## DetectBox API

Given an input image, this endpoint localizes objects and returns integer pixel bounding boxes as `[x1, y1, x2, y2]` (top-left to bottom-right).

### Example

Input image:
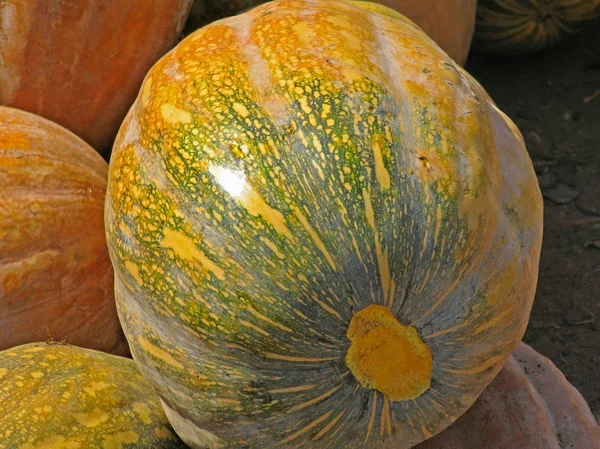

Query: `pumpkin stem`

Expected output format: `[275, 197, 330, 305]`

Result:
[345, 305, 432, 402]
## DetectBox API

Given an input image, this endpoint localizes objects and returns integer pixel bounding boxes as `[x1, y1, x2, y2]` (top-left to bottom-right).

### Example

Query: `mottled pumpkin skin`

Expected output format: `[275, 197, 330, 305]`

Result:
[0, 342, 187, 449]
[474, 0, 600, 55]
[0, 0, 192, 153]
[188, 0, 475, 65]
[358, 0, 477, 65]
[0, 106, 128, 356]
[417, 343, 600, 449]
[106, 0, 543, 448]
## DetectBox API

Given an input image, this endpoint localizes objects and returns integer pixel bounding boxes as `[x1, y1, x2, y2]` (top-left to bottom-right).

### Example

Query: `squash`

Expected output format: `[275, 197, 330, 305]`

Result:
[187, 0, 476, 65]
[474, 0, 600, 54]
[0, 342, 187, 448]
[0, 106, 128, 356]
[0, 0, 193, 153]
[105, 1, 544, 448]
[417, 342, 600, 449]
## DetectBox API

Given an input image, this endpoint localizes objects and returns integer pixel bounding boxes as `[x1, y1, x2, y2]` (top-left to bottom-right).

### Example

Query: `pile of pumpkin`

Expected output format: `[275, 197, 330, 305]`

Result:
[1, 1, 599, 448]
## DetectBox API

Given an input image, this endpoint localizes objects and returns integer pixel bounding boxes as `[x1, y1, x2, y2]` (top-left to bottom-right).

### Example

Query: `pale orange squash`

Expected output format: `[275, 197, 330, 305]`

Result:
[0, 0, 193, 153]
[0, 106, 128, 356]
[417, 343, 600, 449]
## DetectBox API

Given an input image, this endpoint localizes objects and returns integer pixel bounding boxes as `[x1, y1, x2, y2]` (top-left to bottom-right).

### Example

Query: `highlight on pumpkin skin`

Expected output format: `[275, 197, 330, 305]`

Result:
[346, 305, 433, 401]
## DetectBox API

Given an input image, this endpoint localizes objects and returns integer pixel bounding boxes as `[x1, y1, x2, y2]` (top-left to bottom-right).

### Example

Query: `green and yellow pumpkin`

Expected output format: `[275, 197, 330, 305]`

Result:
[105, 0, 543, 447]
[474, 0, 600, 54]
[0, 342, 187, 448]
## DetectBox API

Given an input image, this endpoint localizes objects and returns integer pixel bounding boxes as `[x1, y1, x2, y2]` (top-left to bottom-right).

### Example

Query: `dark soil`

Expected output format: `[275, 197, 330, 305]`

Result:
[466, 20, 600, 417]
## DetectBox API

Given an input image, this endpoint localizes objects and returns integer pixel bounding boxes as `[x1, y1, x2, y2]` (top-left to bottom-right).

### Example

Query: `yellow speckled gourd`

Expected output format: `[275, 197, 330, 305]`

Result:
[105, 0, 543, 448]
[0, 342, 187, 449]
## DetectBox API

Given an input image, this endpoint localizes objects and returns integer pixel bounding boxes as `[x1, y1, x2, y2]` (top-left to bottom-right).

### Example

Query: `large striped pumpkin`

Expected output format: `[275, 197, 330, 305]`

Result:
[474, 0, 600, 54]
[105, 0, 543, 448]
[0, 342, 187, 448]
[0, 0, 192, 153]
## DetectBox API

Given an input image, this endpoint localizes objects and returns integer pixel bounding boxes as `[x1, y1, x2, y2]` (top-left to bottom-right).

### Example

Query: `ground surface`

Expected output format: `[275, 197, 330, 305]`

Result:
[466, 20, 600, 417]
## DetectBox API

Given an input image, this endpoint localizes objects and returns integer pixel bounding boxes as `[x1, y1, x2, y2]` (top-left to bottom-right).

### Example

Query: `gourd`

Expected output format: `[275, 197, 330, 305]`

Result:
[0, 342, 187, 448]
[187, 0, 476, 65]
[417, 343, 600, 449]
[0, 106, 128, 356]
[0, 0, 193, 153]
[105, 0, 543, 448]
[474, 0, 600, 54]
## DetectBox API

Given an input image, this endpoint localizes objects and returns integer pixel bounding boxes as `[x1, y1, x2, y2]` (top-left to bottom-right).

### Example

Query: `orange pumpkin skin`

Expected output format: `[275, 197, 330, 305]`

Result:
[0, 106, 128, 356]
[359, 0, 477, 65]
[417, 342, 600, 449]
[0, 0, 192, 153]
[188, 0, 476, 65]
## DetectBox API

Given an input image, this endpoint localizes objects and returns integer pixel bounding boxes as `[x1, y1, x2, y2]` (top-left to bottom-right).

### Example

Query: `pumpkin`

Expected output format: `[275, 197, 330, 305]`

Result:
[187, 0, 476, 65]
[0, 342, 188, 448]
[0, 106, 128, 356]
[417, 342, 600, 449]
[474, 0, 600, 54]
[105, 0, 543, 448]
[0, 0, 193, 153]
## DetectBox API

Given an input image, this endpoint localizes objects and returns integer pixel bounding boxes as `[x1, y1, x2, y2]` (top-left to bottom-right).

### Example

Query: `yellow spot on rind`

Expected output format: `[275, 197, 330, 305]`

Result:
[133, 402, 152, 425]
[293, 208, 337, 271]
[372, 137, 391, 189]
[74, 408, 110, 428]
[160, 104, 192, 125]
[233, 103, 250, 118]
[137, 336, 184, 370]
[124, 261, 143, 285]
[345, 305, 432, 401]
[102, 430, 139, 449]
[161, 229, 225, 281]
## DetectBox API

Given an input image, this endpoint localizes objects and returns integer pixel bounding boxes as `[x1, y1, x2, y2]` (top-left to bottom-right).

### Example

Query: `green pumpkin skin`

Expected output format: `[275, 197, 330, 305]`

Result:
[0, 342, 187, 449]
[105, 0, 543, 448]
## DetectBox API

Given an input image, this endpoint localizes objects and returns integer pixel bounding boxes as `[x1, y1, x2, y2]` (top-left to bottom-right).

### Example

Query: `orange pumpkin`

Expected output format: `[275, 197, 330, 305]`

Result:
[0, 106, 128, 356]
[417, 343, 600, 449]
[0, 0, 193, 153]
[187, 0, 476, 65]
